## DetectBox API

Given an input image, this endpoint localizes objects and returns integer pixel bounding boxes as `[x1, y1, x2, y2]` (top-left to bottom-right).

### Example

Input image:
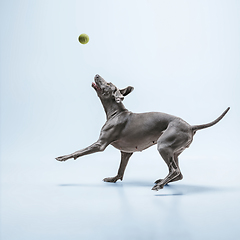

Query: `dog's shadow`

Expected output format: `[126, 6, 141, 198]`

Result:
[58, 181, 231, 196]
[154, 184, 230, 196]
[118, 182, 228, 196]
[57, 181, 153, 188]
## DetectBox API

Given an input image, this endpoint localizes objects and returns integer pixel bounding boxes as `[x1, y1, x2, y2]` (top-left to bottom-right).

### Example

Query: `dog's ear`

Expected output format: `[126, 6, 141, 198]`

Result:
[113, 89, 124, 103]
[120, 86, 134, 96]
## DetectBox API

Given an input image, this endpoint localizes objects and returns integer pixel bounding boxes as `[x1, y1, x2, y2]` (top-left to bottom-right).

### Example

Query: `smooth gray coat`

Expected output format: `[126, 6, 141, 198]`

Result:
[56, 74, 230, 190]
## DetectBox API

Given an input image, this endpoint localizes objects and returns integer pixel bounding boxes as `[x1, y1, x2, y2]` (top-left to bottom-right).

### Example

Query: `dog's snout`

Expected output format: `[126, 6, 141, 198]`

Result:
[95, 74, 99, 79]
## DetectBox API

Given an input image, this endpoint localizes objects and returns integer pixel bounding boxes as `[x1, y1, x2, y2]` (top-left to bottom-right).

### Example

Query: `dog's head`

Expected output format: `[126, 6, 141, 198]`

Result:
[92, 74, 134, 103]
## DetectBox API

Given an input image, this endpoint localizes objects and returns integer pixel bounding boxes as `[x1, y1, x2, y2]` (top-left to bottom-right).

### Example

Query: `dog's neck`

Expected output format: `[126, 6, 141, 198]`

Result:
[100, 98, 128, 120]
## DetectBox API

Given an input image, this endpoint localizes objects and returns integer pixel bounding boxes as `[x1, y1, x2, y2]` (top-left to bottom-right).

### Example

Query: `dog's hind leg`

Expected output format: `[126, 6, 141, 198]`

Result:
[103, 151, 133, 183]
[154, 152, 183, 184]
[152, 120, 192, 191]
[152, 146, 181, 191]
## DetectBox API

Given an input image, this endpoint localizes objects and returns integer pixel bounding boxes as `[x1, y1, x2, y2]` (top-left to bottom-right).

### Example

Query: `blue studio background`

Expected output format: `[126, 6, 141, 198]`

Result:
[0, 0, 240, 239]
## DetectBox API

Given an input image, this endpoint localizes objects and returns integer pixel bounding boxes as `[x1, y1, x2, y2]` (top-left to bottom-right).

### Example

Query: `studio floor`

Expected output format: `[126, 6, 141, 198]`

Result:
[1, 150, 240, 240]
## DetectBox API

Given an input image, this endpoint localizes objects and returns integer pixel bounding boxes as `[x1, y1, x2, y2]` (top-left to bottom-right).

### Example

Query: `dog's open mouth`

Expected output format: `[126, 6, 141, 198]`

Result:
[92, 82, 101, 91]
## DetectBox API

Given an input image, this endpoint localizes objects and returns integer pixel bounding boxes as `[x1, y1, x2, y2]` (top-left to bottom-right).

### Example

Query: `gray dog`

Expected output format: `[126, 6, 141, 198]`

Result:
[56, 74, 230, 191]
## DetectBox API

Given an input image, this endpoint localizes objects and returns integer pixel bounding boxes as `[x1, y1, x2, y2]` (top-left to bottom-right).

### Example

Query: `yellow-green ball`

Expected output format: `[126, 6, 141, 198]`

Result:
[78, 33, 89, 44]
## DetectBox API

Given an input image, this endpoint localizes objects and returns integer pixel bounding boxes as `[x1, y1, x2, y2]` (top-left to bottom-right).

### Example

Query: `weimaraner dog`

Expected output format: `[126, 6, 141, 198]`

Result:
[56, 74, 230, 191]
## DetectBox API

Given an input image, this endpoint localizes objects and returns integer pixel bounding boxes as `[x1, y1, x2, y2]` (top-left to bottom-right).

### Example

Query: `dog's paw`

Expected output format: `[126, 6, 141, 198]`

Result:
[103, 176, 120, 183]
[154, 179, 163, 184]
[151, 184, 164, 191]
[55, 155, 70, 161]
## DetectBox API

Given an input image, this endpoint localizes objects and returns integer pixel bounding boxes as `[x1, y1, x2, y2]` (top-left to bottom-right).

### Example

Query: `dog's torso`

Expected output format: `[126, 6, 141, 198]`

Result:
[102, 111, 188, 153]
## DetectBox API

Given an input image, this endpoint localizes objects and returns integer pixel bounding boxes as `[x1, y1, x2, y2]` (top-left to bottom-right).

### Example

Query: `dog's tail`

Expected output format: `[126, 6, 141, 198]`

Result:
[191, 107, 230, 133]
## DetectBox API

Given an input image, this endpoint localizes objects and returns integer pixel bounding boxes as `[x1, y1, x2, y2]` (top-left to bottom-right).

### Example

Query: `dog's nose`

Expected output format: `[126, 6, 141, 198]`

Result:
[95, 74, 99, 78]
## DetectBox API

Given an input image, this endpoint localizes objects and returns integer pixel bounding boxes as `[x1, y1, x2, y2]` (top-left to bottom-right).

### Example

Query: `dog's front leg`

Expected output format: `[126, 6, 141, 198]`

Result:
[103, 151, 133, 183]
[55, 140, 108, 161]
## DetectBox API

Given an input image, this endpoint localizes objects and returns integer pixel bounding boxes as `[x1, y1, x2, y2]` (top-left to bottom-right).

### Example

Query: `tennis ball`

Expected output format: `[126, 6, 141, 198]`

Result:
[78, 33, 89, 44]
